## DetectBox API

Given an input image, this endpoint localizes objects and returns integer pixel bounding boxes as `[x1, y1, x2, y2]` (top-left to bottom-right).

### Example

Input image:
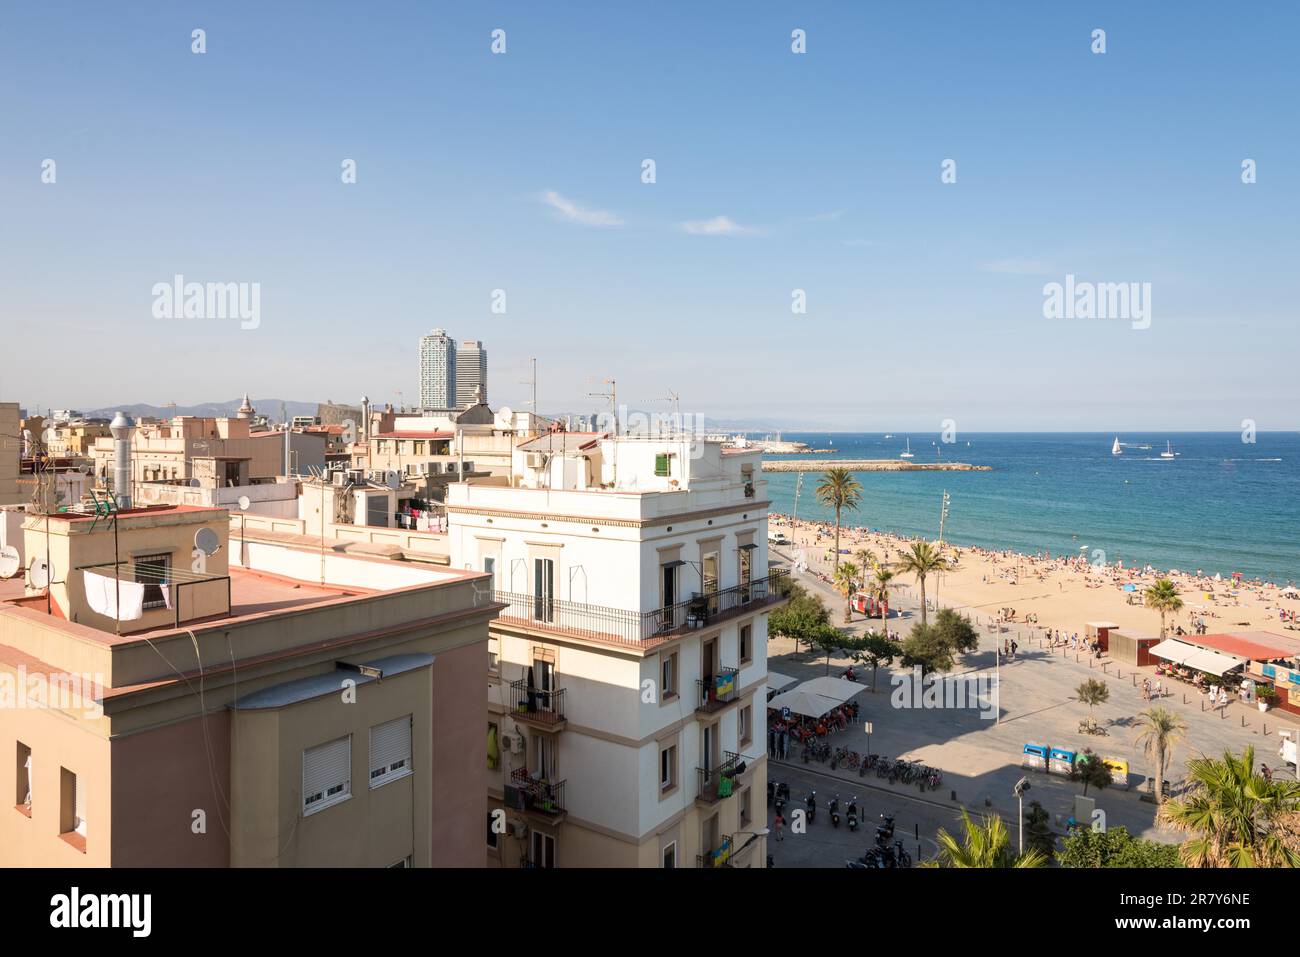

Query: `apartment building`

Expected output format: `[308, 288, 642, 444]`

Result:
[447, 431, 786, 868]
[0, 403, 20, 507]
[0, 499, 495, 867]
[455, 340, 487, 408]
[419, 329, 457, 409]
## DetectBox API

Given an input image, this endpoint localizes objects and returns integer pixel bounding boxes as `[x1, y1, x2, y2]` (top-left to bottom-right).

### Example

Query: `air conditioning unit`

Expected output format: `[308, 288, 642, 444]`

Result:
[512, 734, 526, 753]
[500, 733, 513, 752]
[525, 452, 545, 468]
[507, 818, 528, 837]
[462, 461, 474, 473]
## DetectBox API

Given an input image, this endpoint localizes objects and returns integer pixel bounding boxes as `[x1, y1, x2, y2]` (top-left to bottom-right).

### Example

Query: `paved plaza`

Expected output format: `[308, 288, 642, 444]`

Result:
[766, 543, 1300, 864]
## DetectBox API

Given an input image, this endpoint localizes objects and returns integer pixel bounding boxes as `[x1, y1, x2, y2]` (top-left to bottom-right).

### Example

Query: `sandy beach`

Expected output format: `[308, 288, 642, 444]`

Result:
[769, 512, 1300, 641]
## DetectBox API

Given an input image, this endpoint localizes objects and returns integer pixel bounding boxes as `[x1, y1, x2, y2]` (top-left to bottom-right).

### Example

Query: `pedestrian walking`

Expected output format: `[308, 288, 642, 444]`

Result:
[774, 811, 785, 841]
[1010, 639, 1018, 659]
[768, 728, 776, 759]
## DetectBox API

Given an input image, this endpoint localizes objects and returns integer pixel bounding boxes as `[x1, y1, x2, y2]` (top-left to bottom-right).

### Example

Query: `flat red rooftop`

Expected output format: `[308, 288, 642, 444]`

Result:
[1193, 632, 1300, 661]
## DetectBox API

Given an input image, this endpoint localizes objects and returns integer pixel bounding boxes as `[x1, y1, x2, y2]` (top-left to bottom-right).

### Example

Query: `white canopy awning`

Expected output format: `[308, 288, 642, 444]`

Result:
[796, 675, 865, 703]
[767, 689, 840, 718]
[1150, 638, 1198, 664]
[767, 671, 798, 693]
[1183, 647, 1245, 676]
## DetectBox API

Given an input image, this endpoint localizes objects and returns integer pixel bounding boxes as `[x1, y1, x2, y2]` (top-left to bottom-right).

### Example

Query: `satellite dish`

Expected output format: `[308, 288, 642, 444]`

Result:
[189, 478, 202, 488]
[0, 546, 20, 579]
[194, 527, 221, 557]
[29, 558, 52, 589]
[499, 406, 513, 420]
[237, 495, 251, 511]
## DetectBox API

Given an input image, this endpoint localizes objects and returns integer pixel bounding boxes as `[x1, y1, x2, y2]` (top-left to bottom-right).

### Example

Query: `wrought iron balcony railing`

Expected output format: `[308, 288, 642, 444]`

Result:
[696, 666, 740, 713]
[506, 767, 566, 818]
[696, 751, 743, 805]
[509, 679, 566, 726]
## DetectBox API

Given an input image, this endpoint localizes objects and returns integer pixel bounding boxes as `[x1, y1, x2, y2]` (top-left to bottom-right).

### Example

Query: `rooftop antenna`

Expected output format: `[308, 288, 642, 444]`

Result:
[588, 377, 617, 487]
[518, 357, 538, 426]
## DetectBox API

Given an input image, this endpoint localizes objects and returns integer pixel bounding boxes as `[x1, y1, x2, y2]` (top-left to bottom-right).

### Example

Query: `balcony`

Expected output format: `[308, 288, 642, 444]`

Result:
[696, 666, 740, 714]
[696, 751, 743, 807]
[492, 568, 789, 650]
[505, 767, 567, 822]
[696, 835, 736, 869]
[510, 679, 567, 731]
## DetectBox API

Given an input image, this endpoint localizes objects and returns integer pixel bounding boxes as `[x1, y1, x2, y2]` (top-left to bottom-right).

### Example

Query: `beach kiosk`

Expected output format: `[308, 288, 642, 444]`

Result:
[1086, 621, 1119, 654]
[1022, 743, 1049, 770]
[1048, 746, 1076, 776]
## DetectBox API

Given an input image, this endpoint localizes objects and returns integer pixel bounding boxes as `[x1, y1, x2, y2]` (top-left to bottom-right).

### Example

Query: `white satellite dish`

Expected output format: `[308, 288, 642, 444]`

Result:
[194, 527, 221, 557]
[29, 558, 52, 589]
[0, 546, 20, 579]
[237, 495, 251, 511]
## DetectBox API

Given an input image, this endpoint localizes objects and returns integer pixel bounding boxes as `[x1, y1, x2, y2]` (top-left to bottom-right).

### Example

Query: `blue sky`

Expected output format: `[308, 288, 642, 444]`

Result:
[2, 1, 1297, 429]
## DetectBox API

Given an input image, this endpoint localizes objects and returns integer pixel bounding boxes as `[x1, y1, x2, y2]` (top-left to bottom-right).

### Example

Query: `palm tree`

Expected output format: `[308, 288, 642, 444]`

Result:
[1134, 706, 1188, 805]
[870, 565, 896, 624]
[1144, 577, 1184, 638]
[1076, 678, 1110, 732]
[1160, 746, 1300, 867]
[895, 540, 947, 626]
[927, 810, 1047, 868]
[832, 562, 860, 623]
[815, 468, 862, 621]
[854, 547, 876, 579]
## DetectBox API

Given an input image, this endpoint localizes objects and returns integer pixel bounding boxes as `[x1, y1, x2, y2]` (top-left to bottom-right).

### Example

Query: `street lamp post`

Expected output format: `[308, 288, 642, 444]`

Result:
[1013, 777, 1031, 857]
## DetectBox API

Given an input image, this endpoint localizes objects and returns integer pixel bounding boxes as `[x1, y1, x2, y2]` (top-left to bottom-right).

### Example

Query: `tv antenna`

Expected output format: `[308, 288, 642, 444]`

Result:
[588, 378, 617, 435]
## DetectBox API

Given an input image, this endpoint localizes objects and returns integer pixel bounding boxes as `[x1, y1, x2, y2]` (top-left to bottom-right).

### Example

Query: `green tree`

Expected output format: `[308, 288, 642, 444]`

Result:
[768, 584, 830, 656]
[932, 607, 979, 655]
[1134, 706, 1188, 806]
[1076, 678, 1110, 732]
[809, 623, 849, 676]
[926, 810, 1047, 868]
[1023, 800, 1057, 861]
[1160, 745, 1300, 868]
[895, 540, 948, 626]
[815, 467, 862, 622]
[1144, 577, 1184, 639]
[1057, 826, 1183, 868]
[832, 561, 860, 624]
[1070, 748, 1113, 797]
[850, 631, 898, 691]
[900, 623, 955, 676]
[869, 565, 896, 624]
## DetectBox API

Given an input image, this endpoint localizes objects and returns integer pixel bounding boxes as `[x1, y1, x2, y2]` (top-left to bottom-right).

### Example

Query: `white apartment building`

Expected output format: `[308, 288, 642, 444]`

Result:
[447, 431, 787, 868]
[418, 329, 457, 409]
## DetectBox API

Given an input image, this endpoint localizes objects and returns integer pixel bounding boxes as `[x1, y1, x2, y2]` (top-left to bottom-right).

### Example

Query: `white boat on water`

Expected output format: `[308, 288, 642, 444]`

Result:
[899, 439, 914, 459]
[1160, 441, 1177, 459]
[1112, 437, 1122, 455]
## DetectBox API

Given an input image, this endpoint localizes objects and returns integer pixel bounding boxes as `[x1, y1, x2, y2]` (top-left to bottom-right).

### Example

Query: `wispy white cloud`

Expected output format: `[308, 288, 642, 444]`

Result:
[979, 258, 1053, 275]
[540, 190, 623, 227]
[807, 209, 847, 222]
[680, 215, 760, 237]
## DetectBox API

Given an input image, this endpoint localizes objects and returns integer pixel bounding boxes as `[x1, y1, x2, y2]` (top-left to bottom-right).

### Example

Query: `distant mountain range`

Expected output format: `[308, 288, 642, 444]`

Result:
[84, 399, 323, 422]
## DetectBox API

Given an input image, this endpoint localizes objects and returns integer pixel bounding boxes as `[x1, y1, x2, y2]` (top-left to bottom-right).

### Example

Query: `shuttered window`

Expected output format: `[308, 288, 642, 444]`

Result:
[73, 774, 86, 836]
[369, 715, 412, 788]
[303, 735, 352, 814]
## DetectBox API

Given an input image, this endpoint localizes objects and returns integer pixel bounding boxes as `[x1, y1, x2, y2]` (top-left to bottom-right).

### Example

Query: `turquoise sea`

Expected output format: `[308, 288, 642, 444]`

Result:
[762, 433, 1299, 585]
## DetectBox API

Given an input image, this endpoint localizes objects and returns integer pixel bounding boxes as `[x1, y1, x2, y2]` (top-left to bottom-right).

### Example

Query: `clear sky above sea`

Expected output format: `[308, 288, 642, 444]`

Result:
[1, 1, 1297, 430]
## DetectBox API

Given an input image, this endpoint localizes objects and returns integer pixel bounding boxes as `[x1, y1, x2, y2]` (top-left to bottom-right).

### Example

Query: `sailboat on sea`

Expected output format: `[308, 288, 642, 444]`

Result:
[899, 439, 914, 460]
[1112, 437, 1122, 456]
[1160, 441, 1177, 459]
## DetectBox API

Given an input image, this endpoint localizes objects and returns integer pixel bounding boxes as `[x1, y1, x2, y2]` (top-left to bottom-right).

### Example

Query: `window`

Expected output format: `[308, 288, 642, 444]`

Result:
[413, 441, 425, 455]
[484, 556, 497, 590]
[488, 723, 500, 771]
[488, 637, 500, 673]
[654, 453, 671, 477]
[662, 841, 677, 869]
[133, 553, 170, 610]
[740, 623, 753, 663]
[16, 742, 31, 810]
[303, 735, 352, 814]
[659, 743, 677, 792]
[487, 811, 500, 850]
[533, 558, 554, 623]
[369, 716, 413, 787]
[661, 652, 678, 699]
[740, 786, 752, 828]
[739, 704, 752, 747]
[530, 830, 556, 868]
[59, 767, 84, 840]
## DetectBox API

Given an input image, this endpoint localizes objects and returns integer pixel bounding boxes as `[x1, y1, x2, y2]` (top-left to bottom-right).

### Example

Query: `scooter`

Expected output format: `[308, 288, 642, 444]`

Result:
[846, 797, 859, 831]
[829, 795, 841, 829]
[804, 790, 817, 825]
[840, 666, 859, 683]
[877, 813, 895, 842]
[773, 783, 786, 816]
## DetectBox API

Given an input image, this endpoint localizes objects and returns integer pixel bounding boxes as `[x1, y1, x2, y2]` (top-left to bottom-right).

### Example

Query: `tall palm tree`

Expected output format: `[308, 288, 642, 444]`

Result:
[1144, 577, 1184, 638]
[1160, 746, 1300, 867]
[1134, 706, 1188, 805]
[854, 547, 876, 580]
[870, 565, 896, 624]
[815, 468, 862, 621]
[927, 810, 1047, 868]
[832, 562, 860, 623]
[895, 540, 947, 626]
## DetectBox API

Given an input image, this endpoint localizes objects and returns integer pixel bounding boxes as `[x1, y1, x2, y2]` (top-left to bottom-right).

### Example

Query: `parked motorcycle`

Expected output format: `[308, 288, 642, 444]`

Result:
[877, 813, 895, 842]
[829, 795, 841, 829]
[804, 790, 817, 825]
[846, 797, 859, 831]
[773, 782, 787, 815]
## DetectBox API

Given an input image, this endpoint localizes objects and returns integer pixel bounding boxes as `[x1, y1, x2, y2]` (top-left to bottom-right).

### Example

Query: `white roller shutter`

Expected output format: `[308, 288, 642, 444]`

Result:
[303, 735, 352, 813]
[74, 774, 86, 836]
[369, 715, 412, 787]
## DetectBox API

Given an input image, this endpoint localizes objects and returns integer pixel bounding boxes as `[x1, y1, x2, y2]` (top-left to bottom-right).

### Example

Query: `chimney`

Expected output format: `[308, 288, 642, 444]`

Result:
[109, 411, 136, 509]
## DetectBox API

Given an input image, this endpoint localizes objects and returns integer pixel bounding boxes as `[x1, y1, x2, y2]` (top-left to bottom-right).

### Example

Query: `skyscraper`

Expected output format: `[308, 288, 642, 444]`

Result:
[419, 329, 457, 409]
[455, 340, 487, 408]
